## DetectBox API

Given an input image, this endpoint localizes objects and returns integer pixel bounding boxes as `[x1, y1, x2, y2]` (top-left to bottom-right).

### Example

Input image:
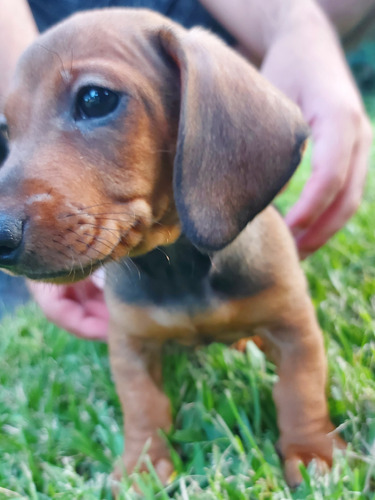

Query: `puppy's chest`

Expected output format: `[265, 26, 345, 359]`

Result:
[105, 235, 268, 343]
[107, 234, 266, 304]
[106, 236, 214, 312]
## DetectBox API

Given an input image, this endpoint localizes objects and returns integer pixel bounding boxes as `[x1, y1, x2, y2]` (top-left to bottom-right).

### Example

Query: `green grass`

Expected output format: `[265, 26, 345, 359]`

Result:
[1, 83, 375, 500]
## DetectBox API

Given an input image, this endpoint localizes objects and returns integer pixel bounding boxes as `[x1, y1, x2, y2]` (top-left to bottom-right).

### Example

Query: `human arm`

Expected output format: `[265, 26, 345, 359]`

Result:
[317, 0, 375, 40]
[0, 0, 38, 109]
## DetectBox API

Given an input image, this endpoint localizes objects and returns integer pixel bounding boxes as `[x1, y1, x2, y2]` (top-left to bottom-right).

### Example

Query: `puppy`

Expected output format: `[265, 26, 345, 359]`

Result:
[0, 8, 345, 487]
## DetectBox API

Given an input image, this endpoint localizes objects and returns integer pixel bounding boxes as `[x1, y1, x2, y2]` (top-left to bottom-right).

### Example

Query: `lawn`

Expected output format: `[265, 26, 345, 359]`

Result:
[0, 63, 375, 500]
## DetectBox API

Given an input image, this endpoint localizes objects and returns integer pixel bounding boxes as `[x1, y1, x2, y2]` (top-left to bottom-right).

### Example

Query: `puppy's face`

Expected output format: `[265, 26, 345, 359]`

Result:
[0, 11, 182, 282]
[0, 9, 308, 283]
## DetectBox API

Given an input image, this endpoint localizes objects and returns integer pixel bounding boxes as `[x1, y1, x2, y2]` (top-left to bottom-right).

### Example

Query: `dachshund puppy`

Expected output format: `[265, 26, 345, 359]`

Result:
[0, 8, 345, 487]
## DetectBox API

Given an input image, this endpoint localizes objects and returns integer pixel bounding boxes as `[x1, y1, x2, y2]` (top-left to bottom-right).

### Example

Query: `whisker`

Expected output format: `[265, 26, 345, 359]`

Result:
[85, 212, 135, 217]
[55, 233, 109, 260]
[78, 223, 120, 236]
[36, 44, 70, 83]
[155, 247, 171, 264]
[61, 214, 134, 223]
[81, 232, 116, 252]
[116, 257, 141, 280]
[52, 247, 72, 261]
[52, 238, 79, 260]
[58, 200, 142, 219]
[78, 241, 110, 259]
[56, 202, 123, 220]
[93, 216, 133, 222]
[78, 255, 85, 275]
[65, 228, 113, 251]
[125, 256, 141, 279]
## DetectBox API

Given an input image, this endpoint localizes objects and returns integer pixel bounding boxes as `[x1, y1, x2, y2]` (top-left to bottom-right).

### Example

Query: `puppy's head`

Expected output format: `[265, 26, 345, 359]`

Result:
[0, 8, 308, 283]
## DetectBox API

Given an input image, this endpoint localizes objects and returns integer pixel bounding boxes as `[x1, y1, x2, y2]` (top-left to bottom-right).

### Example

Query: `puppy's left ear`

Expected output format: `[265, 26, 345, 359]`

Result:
[159, 27, 309, 251]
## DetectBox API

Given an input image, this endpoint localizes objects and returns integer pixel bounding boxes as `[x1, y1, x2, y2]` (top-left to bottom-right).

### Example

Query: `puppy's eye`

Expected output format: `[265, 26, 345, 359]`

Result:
[75, 86, 119, 120]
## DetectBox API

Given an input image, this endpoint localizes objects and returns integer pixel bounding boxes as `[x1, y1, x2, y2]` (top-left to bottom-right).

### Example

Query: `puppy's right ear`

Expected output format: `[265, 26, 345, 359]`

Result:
[157, 26, 309, 251]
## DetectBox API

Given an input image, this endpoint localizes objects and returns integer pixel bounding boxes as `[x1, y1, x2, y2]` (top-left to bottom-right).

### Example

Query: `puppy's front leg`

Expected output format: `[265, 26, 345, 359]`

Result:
[262, 299, 346, 487]
[108, 321, 173, 482]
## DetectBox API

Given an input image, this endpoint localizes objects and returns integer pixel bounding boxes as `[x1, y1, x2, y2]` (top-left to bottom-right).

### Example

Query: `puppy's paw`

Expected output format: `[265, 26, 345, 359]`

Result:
[153, 457, 175, 483]
[278, 433, 346, 488]
[231, 336, 265, 352]
[284, 456, 329, 488]
[113, 450, 174, 485]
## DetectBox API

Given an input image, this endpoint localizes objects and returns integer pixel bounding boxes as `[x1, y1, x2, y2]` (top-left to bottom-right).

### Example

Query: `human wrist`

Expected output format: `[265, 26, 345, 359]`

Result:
[316, 0, 375, 38]
[261, 0, 355, 105]
[265, 0, 340, 56]
[0, 0, 38, 110]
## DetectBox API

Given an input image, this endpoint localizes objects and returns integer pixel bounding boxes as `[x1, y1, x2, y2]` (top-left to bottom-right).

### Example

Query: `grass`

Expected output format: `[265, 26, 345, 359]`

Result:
[1, 71, 375, 500]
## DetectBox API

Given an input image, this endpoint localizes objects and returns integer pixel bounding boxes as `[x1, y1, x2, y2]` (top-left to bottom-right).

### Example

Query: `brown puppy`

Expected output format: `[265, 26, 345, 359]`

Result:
[0, 8, 345, 487]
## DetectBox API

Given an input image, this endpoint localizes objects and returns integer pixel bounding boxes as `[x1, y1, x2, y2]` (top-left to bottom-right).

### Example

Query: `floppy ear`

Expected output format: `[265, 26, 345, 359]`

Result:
[159, 27, 309, 251]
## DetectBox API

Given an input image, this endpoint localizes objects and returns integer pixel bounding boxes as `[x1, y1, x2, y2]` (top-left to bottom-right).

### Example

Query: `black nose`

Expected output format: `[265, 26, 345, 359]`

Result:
[0, 214, 24, 266]
[0, 114, 8, 164]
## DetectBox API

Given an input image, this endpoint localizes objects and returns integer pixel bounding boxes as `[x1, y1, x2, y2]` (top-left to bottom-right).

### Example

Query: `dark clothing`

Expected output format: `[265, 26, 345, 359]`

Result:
[28, 0, 234, 44]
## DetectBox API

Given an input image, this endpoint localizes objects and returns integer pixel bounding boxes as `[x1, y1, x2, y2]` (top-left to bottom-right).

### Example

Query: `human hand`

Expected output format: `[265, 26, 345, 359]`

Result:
[261, 7, 372, 258]
[28, 273, 109, 341]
